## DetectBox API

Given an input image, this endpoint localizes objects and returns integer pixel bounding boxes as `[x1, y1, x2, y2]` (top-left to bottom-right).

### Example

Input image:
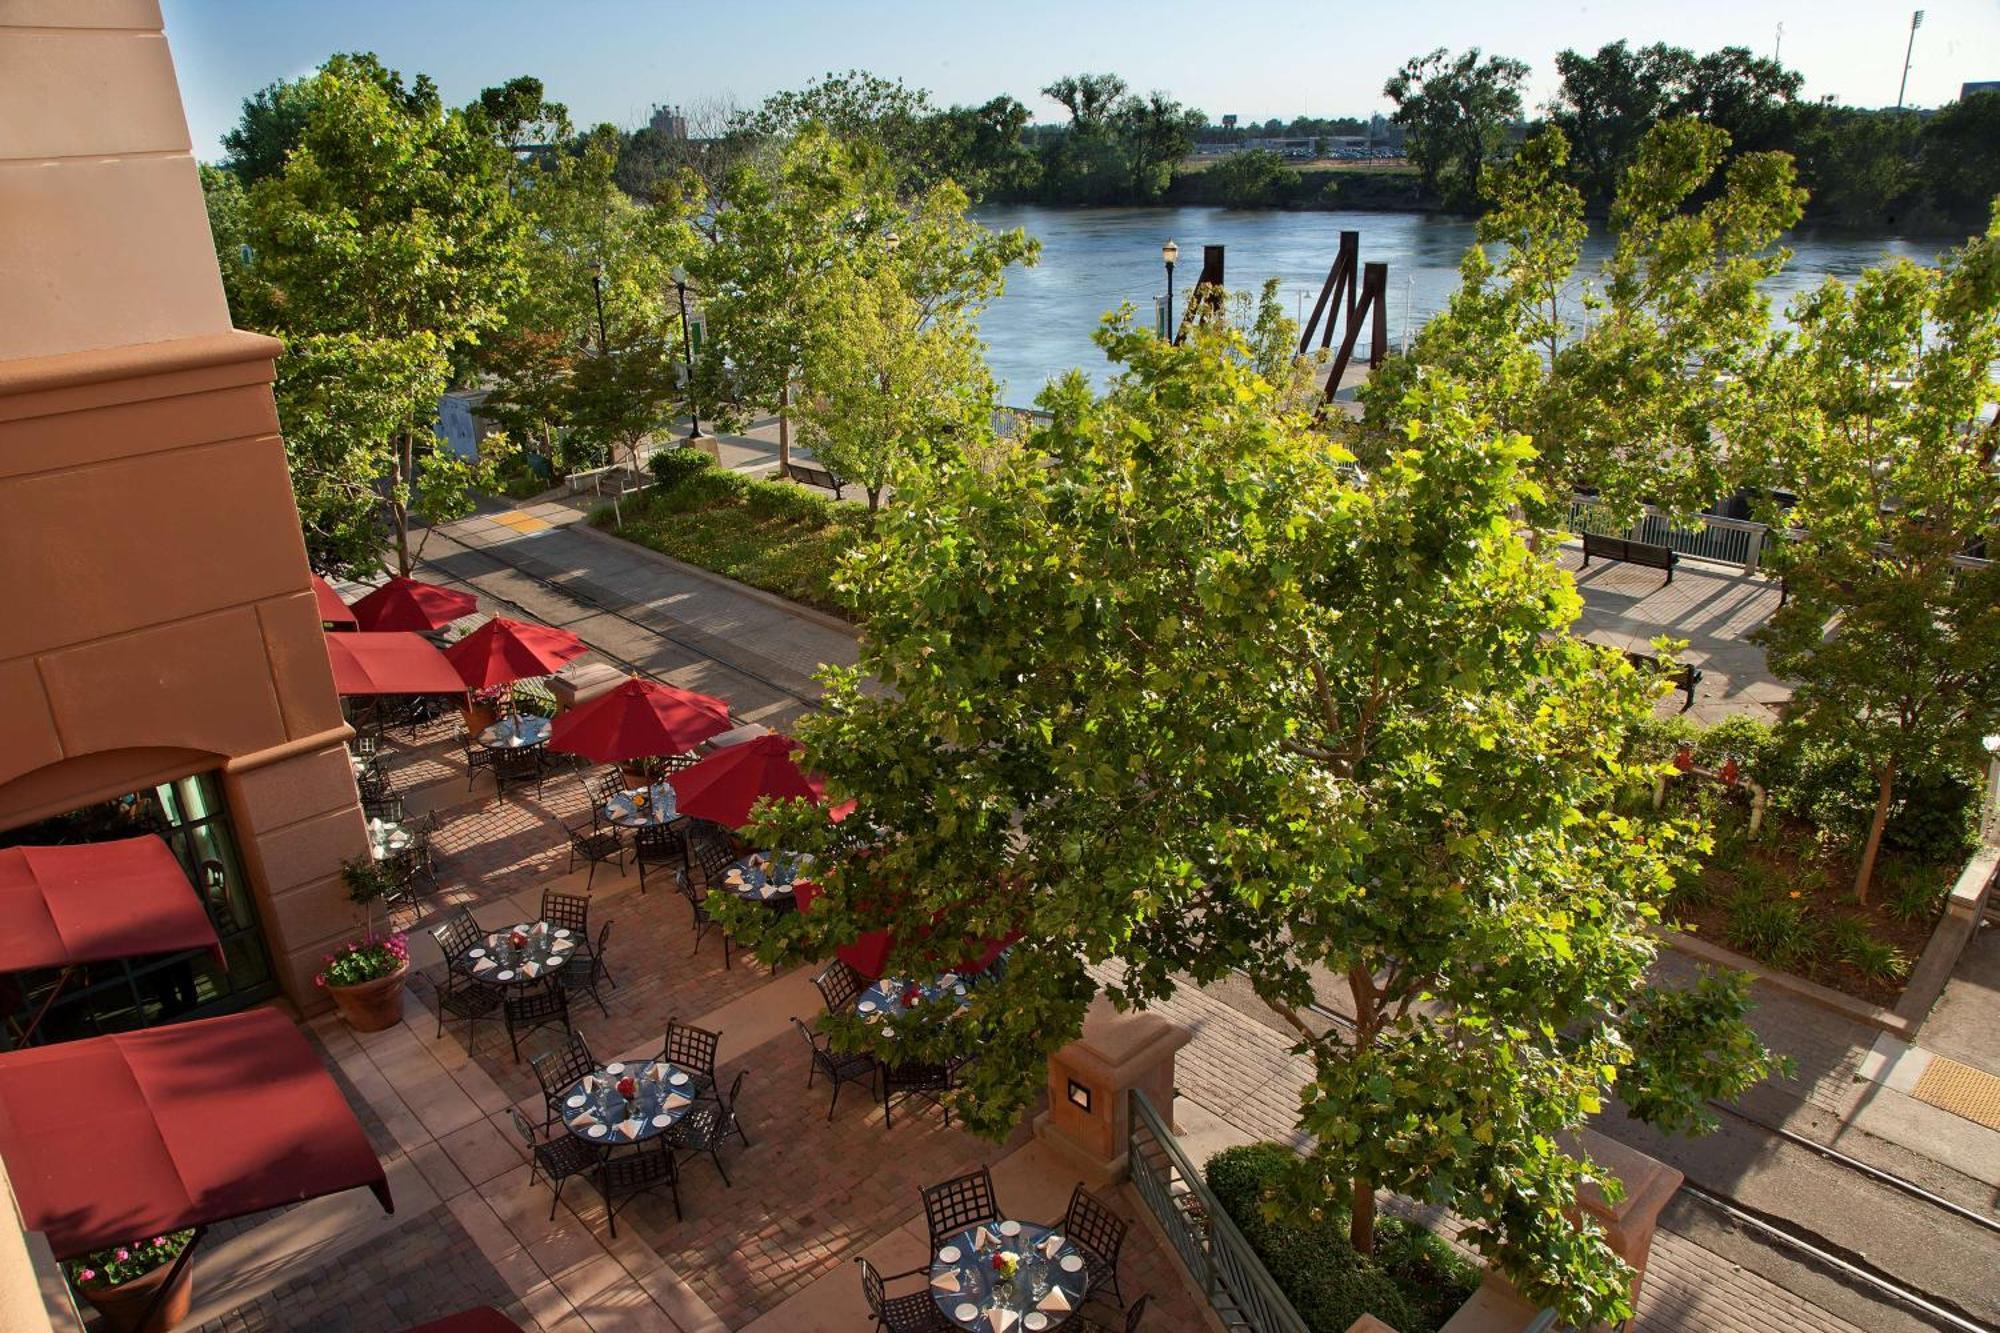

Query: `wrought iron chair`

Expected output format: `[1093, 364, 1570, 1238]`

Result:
[660, 1017, 721, 1102]
[793, 1017, 878, 1121]
[429, 908, 484, 976]
[492, 745, 547, 798]
[812, 959, 868, 1015]
[598, 1140, 681, 1233]
[666, 1069, 751, 1186]
[1076, 1294, 1149, 1332]
[857, 1257, 954, 1333]
[463, 732, 499, 792]
[633, 824, 682, 895]
[506, 1107, 601, 1221]
[541, 889, 591, 937]
[434, 966, 502, 1048]
[502, 979, 571, 1062]
[1060, 1182, 1130, 1306]
[563, 817, 624, 889]
[921, 1167, 1000, 1252]
[590, 770, 629, 808]
[529, 1031, 595, 1133]
[360, 792, 405, 824]
[567, 920, 616, 1018]
[686, 825, 736, 886]
[672, 868, 732, 969]
[883, 1061, 954, 1131]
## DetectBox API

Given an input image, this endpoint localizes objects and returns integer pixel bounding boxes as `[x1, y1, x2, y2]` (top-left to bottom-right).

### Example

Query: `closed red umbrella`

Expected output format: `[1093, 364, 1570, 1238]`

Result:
[326, 632, 468, 697]
[312, 573, 358, 630]
[444, 617, 588, 690]
[547, 677, 732, 763]
[665, 733, 825, 829]
[350, 576, 477, 632]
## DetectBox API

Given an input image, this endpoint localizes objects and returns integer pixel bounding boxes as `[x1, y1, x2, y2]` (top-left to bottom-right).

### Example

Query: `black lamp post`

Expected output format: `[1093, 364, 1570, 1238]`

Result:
[588, 261, 608, 351]
[1162, 239, 1180, 341]
[672, 265, 700, 440]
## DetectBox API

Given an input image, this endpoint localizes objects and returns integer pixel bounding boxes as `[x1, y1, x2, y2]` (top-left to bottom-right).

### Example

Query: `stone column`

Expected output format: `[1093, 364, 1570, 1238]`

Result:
[1035, 997, 1191, 1181]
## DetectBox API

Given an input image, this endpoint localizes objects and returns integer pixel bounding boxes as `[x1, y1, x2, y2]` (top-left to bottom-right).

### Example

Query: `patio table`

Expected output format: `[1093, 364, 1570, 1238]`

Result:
[856, 970, 974, 1035]
[929, 1219, 1088, 1330]
[367, 817, 413, 862]
[476, 714, 551, 750]
[602, 782, 683, 829]
[559, 1058, 699, 1145]
[459, 920, 577, 986]
[720, 852, 805, 904]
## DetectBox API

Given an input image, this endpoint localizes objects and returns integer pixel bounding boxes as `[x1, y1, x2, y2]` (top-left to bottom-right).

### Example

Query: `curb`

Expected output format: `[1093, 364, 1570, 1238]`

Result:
[1658, 927, 1915, 1039]
[564, 516, 862, 639]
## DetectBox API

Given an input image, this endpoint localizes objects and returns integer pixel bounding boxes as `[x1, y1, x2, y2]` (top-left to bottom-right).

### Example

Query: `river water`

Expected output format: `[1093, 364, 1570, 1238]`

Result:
[972, 204, 1951, 404]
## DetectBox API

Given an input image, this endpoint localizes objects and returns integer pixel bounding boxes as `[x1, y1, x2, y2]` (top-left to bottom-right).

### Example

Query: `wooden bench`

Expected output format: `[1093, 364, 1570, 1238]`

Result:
[1581, 532, 1678, 585]
[1625, 650, 1703, 711]
[783, 460, 846, 500]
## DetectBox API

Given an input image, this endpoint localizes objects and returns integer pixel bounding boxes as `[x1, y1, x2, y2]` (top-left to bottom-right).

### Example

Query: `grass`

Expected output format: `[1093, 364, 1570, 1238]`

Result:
[591, 472, 871, 618]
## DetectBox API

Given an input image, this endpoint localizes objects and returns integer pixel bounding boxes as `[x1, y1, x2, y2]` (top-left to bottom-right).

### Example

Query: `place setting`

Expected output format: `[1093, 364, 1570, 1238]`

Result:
[461, 920, 576, 984]
[931, 1219, 1090, 1330]
[721, 850, 805, 902]
[560, 1058, 698, 1144]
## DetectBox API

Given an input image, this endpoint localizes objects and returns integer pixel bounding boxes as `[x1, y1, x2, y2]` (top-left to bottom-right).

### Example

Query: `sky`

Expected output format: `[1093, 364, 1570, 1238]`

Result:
[162, 0, 2000, 162]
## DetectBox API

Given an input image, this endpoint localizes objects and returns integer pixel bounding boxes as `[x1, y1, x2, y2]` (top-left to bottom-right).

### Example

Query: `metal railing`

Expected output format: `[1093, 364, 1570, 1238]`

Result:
[1564, 495, 1767, 572]
[1127, 1089, 1311, 1333]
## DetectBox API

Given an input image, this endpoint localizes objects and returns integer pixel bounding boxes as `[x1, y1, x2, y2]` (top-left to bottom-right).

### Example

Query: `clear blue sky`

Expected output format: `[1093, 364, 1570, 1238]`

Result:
[162, 0, 2000, 161]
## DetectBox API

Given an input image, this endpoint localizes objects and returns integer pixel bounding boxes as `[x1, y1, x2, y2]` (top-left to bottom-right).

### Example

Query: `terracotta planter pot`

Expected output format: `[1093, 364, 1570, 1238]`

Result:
[326, 963, 408, 1033]
[618, 765, 652, 790]
[79, 1255, 194, 1333]
[463, 700, 499, 734]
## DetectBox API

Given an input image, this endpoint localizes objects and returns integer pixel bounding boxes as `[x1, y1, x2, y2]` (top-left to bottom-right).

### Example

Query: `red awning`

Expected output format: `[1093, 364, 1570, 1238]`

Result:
[326, 632, 469, 697]
[351, 577, 478, 633]
[548, 677, 733, 763]
[666, 733, 826, 829]
[0, 836, 220, 972]
[313, 574, 358, 630]
[444, 617, 588, 691]
[402, 1310, 523, 1333]
[0, 1008, 392, 1259]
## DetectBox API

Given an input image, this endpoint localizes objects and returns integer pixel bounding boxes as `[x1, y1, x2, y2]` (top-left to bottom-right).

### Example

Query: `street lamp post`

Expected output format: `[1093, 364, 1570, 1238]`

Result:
[671, 265, 700, 441]
[1162, 239, 1180, 341]
[588, 262, 608, 352]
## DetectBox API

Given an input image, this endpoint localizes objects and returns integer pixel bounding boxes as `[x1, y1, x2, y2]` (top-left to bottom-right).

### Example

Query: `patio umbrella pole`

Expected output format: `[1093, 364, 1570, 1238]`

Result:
[13, 965, 73, 1048]
[132, 1224, 204, 1331]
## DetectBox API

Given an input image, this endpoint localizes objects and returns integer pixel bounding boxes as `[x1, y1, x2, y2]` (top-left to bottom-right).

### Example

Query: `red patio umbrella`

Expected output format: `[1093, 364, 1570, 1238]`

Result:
[326, 632, 468, 697]
[0, 1008, 391, 1261]
[665, 733, 826, 829]
[443, 617, 588, 691]
[312, 573, 358, 630]
[547, 676, 732, 763]
[793, 878, 1018, 981]
[350, 576, 477, 632]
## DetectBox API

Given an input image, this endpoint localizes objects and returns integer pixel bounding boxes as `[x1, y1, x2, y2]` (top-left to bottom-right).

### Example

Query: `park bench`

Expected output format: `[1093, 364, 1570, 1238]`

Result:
[1581, 531, 1678, 585]
[783, 460, 847, 500]
[1625, 650, 1703, 711]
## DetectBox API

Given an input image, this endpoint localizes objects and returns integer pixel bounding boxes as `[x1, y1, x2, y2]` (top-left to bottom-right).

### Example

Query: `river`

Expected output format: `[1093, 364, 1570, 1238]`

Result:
[972, 205, 1951, 405]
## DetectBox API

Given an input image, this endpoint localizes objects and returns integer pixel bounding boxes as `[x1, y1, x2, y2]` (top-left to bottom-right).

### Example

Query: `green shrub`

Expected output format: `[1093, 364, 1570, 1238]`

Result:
[1723, 891, 1824, 970]
[1203, 1143, 1474, 1333]
[1881, 769, 1979, 863]
[744, 477, 838, 526]
[1623, 712, 1699, 766]
[666, 466, 753, 508]
[1692, 715, 1782, 779]
[1827, 916, 1908, 983]
[1881, 864, 1950, 926]
[650, 445, 715, 490]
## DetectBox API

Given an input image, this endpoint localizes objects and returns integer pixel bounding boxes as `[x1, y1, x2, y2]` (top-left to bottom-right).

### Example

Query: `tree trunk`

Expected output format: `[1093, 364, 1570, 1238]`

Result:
[1349, 1174, 1376, 1255]
[391, 433, 412, 577]
[778, 383, 792, 471]
[1854, 755, 1896, 903]
[866, 485, 882, 512]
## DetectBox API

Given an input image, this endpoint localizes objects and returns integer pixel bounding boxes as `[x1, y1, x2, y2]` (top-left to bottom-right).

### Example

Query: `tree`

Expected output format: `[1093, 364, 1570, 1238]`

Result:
[1363, 120, 1804, 527]
[1790, 107, 1922, 229]
[1919, 92, 2000, 225]
[234, 55, 525, 576]
[926, 96, 1041, 199]
[1204, 149, 1292, 207]
[720, 317, 1782, 1328]
[1111, 92, 1206, 201]
[221, 53, 440, 185]
[737, 70, 937, 194]
[1384, 47, 1529, 207]
[1746, 212, 2000, 901]
[1040, 73, 1128, 129]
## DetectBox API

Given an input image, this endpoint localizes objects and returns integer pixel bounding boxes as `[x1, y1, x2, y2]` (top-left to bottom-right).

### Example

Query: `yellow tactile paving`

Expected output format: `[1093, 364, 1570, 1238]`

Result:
[490, 511, 551, 533]
[1910, 1054, 2000, 1132]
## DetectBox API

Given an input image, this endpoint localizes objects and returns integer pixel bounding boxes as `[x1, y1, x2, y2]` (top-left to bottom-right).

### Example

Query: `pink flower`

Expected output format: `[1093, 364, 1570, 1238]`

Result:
[78, 1268, 95, 1283]
[114, 1248, 129, 1262]
[151, 1237, 166, 1247]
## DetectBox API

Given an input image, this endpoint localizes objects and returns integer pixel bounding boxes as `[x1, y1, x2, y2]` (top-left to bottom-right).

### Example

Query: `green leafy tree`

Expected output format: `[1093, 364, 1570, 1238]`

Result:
[1037, 74, 1134, 205]
[926, 96, 1041, 199]
[1204, 149, 1293, 206]
[1790, 107, 1922, 229]
[1919, 92, 2000, 224]
[1384, 47, 1529, 207]
[220, 53, 440, 185]
[1747, 213, 2000, 900]
[234, 54, 525, 576]
[1111, 91, 1206, 201]
[721, 318, 1782, 1328]
[1364, 120, 1804, 526]
[737, 70, 937, 194]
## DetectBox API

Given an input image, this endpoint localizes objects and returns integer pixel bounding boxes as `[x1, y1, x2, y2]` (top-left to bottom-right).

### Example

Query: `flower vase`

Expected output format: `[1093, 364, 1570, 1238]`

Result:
[327, 962, 408, 1032]
[79, 1257, 194, 1333]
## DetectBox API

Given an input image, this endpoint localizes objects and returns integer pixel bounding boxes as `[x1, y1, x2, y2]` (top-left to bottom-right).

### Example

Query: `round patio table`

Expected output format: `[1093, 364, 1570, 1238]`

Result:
[720, 852, 803, 904]
[477, 714, 551, 750]
[602, 782, 682, 828]
[929, 1220, 1088, 1330]
[856, 971, 973, 1036]
[558, 1058, 699, 1145]
[460, 921, 577, 986]
[367, 818, 412, 862]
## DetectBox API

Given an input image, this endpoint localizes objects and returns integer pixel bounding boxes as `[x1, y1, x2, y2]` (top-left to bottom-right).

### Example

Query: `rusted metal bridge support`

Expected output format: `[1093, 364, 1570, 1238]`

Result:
[1299, 230, 1390, 403]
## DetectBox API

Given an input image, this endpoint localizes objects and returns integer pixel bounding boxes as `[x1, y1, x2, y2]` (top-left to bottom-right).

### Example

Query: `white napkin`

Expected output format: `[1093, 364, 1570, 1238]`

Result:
[1038, 1288, 1071, 1313]
[986, 1310, 1017, 1333]
[522, 961, 541, 977]
[929, 1271, 960, 1292]
[617, 1118, 644, 1139]
[472, 957, 497, 974]
[1040, 1234, 1065, 1259]
[663, 1092, 693, 1109]
[974, 1226, 996, 1251]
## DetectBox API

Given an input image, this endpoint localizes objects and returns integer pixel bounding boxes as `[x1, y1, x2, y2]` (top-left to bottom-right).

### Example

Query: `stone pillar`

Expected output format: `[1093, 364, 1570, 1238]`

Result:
[1035, 997, 1191, 1181]
[1569, 1127, 1684, 1315]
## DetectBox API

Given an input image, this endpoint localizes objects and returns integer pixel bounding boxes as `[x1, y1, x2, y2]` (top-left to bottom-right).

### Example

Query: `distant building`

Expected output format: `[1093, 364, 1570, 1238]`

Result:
[1962, 80, 2000, 98]
[1221, 113, 1238, 130]
[435, 389, 498, 460]
[648, 103, 688, 138]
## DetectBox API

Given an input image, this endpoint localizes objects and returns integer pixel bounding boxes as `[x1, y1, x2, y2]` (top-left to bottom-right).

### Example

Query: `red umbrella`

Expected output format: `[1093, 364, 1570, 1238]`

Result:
[548, 676, 732, 763]
[444, 617, 588, 690]
[666, 733, 826, 828]
[350, 576, 477, 632]
[312, 573, 358, 629]
[326, 632, 468, 697]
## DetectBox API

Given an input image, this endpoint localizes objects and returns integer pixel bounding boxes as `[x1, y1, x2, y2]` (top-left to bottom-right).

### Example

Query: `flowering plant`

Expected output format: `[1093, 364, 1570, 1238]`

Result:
[65, 1230, 194, 1290]
[314, 932, 408, 989]
[990, 1251, 1019, 1279]
[616, 1075, 638, 1099]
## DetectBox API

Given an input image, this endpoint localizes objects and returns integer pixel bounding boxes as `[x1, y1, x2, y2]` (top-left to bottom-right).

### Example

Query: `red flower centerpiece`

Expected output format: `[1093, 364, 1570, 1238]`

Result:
[616, 1075, 638, 1100]
[903, 983, 922, 1007]
[508, 929, 529, 950]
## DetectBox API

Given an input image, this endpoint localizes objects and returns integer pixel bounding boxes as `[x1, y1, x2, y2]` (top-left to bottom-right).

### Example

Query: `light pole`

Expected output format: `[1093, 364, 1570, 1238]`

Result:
[588, 261, 608, 352]
[1162, 239, 1180, 341]
[671, 265, 700, 441]
[1983, 733, 2000, 845]
[1896, 9, 1924, 111]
